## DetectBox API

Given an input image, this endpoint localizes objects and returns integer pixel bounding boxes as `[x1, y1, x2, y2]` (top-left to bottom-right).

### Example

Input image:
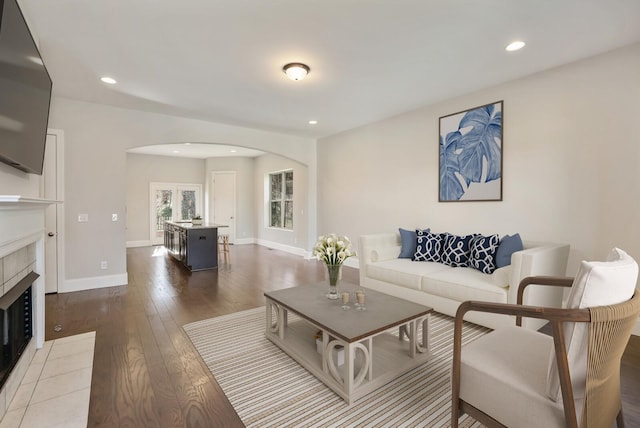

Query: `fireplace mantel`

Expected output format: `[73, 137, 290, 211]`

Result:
[0, 195, 61, 208]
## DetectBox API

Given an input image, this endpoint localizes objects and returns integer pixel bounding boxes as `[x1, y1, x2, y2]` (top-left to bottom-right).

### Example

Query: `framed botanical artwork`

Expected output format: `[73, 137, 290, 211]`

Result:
[439, 100, 503, 202]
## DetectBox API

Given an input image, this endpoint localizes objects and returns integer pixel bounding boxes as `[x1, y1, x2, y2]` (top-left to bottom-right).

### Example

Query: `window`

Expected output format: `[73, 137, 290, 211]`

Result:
[149, 182, 202, 245]
[269, 170, 293, 229]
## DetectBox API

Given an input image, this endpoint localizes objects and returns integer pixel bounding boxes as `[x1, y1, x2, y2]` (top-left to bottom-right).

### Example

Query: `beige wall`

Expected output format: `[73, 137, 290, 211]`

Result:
[126, 153, 206, 243]
[318, 43, 640, 275]
[0, 161, 41, 197]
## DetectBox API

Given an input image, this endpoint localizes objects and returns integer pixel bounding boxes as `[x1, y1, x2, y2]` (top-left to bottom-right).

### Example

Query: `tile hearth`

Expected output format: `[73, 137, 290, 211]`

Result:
[0, 332, 95, 428]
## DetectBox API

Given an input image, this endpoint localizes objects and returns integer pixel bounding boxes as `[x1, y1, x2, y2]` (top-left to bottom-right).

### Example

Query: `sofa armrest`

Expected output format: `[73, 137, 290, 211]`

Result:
[359, 233, 401, 265]
[508, 243, 570, 306]
[359, 233, 402, 287]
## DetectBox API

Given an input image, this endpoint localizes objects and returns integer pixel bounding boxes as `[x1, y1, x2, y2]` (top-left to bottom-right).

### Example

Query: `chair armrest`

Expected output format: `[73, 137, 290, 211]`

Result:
[517, 276, 574, 304]
[452, 300, 590, 428]
[516, 276, 574, 326]
[455, 300, 589, 326]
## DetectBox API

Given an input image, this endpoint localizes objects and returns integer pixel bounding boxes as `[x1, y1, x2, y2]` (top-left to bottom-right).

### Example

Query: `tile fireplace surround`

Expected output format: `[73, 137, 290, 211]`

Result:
[0, 198, 49, 422]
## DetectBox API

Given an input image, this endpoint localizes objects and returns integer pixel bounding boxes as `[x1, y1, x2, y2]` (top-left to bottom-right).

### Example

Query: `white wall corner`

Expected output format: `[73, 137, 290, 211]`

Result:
[126, 240, 152, 248]
[62, 273, 128, 293]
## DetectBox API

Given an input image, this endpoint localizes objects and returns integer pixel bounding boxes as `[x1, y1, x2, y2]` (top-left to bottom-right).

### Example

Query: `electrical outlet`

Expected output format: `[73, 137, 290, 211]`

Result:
[78, 213, 89, 222]
[112, 213, 118, 222]
[100, 261, 107, 269]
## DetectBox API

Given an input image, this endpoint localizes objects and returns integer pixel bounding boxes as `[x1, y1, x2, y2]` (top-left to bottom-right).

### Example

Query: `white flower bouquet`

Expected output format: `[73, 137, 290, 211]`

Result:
[313, 233, 356, 266]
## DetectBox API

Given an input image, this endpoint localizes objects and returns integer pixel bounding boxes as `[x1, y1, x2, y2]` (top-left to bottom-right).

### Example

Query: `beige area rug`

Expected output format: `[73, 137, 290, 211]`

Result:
[184, 307, 488, 428]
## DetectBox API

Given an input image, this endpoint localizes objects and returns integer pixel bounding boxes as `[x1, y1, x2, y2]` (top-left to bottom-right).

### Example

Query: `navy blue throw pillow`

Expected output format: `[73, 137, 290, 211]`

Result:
[469, 234, 500, 274]
[399, 228, 429, 258]
[441, 233, 476, 267]
[496, 233, 524, 268]
[414, 230, 445, 262]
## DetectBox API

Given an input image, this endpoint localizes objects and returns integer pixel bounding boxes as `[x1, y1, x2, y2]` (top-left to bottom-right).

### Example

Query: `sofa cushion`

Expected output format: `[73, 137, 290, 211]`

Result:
[496, 233, 523, 268]
[414, 230, 445, 262]
[460, 326, 565, 428]
[469, 234, 500, 274]
[421, 267, 508, 303]
[399, 228, 429, 259]
[367, 259, 451, 291]
[442, 233, 476, 267]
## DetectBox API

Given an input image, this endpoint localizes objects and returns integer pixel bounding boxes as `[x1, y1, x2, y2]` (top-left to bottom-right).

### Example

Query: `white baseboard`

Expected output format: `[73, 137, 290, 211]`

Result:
[61, 273, 128, 293]
[343, 257, 360, 269]
[256, 239, 307, 257]
[126, 240, 152, 248]
[233, 237, 255, 245]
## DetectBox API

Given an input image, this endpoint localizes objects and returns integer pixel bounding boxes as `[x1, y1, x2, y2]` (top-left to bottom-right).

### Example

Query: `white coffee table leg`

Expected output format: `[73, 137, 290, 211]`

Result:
[405, 314, 430, 357]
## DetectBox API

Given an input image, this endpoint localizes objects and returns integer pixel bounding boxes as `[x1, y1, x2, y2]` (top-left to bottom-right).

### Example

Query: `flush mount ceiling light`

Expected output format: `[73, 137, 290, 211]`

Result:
[505, 41, 526, 52]
[308, 120, 318, 125]
[100, 76, 117, 84]
[283, 63, 310, 81]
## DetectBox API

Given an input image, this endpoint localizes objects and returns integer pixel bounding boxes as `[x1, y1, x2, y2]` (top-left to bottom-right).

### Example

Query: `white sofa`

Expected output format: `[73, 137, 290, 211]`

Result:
[359, 233, 570, 330]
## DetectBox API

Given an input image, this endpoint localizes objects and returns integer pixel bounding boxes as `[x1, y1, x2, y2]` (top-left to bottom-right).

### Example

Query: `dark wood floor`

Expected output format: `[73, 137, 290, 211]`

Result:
[44, 245, 640, 427]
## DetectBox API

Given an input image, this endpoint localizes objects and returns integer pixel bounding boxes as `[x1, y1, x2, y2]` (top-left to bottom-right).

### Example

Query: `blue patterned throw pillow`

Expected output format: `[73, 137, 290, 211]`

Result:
[441, 234, 476, 267]
[469, 234, 500, 274]
[414, 230, 445, 262]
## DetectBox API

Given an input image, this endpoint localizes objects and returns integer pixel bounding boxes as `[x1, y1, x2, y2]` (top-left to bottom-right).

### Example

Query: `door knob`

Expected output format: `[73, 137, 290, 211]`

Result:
[48, 232, 55, 237]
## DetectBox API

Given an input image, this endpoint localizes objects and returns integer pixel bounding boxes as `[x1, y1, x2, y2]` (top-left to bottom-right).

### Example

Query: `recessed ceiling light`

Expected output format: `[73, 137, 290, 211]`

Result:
[184, 142, 191, 146]
[308, 120, 318, 125]
[100, 76, 117, 84]
[505, 41, 525, 52]
[230, 149, 237, 153]
[172, 150, 180, 153]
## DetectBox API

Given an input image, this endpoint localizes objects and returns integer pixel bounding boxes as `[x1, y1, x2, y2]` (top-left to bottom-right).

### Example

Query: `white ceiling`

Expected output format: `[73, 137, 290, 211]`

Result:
[19, 0, 640, 142]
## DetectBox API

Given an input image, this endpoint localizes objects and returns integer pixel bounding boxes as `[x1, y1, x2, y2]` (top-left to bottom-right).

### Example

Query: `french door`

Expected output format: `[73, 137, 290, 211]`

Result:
[149, 182, 202, 245]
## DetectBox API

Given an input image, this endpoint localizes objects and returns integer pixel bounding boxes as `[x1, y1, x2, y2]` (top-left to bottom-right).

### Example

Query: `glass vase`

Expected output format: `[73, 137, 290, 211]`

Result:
[326, 264, 341, 300]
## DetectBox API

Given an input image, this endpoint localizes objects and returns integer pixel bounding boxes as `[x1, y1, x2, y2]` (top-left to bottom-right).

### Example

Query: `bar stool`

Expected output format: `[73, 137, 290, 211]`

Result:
[218, 234, 230, 263]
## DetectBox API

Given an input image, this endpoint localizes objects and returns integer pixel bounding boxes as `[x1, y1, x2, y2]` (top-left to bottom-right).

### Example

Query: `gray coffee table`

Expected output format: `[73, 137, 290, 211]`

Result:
[264, 282, 433, 404]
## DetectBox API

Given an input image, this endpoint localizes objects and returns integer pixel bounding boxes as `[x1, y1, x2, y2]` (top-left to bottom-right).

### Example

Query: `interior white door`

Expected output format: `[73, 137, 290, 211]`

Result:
[212, 171, 236, 243]
[43, 133, 58, 294]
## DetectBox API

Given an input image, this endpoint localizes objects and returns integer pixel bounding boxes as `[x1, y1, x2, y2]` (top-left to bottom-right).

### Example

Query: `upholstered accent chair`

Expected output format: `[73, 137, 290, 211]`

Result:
[451, 248, 640, 428]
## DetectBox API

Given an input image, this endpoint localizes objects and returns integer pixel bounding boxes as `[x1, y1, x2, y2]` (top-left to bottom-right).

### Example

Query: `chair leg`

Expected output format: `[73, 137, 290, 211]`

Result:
[617, 409, 625, 428]
[451, 400, 459, 428]
[218, 235, 230, 263]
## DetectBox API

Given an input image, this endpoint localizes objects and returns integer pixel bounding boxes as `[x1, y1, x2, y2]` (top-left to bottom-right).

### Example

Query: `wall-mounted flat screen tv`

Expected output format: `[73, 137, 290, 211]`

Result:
[0, 0, 52, 175]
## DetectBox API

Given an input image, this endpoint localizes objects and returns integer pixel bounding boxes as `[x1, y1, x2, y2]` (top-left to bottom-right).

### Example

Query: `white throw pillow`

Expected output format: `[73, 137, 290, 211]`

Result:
[545, 248, 638, 403]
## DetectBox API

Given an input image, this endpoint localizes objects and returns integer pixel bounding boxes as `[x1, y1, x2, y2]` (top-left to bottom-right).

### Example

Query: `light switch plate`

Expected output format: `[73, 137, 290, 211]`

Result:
[112, 213, 118, 221]
[78, 214, 89, 222]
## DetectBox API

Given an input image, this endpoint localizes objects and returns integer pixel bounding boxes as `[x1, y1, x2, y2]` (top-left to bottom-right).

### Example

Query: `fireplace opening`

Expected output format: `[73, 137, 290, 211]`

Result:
[0, 271, 36, 390]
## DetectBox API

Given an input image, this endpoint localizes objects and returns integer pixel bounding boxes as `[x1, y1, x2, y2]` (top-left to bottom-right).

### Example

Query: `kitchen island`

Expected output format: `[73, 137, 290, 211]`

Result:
[164, 221, 226, 271]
